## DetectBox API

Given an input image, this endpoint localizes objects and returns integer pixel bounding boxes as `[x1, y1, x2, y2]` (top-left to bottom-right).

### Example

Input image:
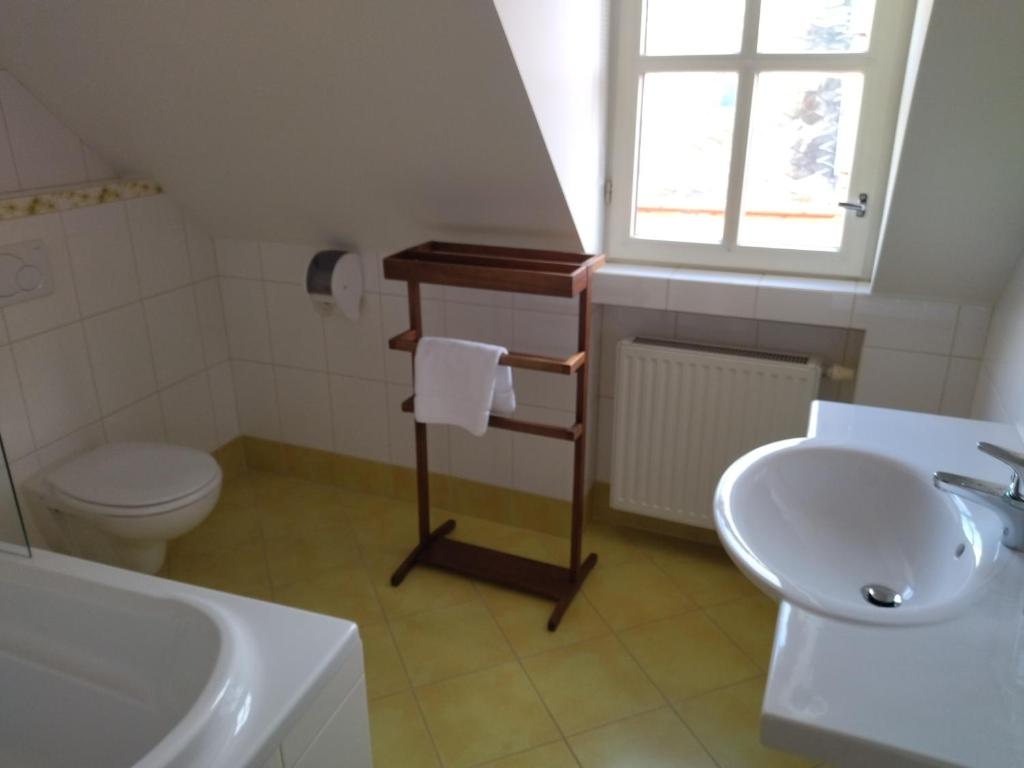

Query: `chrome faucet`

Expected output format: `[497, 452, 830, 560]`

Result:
[934, 442, 1024, 551]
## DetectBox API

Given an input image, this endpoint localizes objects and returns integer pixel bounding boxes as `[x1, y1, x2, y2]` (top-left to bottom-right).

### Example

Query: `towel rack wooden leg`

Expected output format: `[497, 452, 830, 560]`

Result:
[390, 518, 455, 587]
[548, 552, 598, 630]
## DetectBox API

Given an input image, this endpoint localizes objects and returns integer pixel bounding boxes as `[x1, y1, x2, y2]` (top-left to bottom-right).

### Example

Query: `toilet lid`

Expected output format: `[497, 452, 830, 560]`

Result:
[48, 443, 220, 508]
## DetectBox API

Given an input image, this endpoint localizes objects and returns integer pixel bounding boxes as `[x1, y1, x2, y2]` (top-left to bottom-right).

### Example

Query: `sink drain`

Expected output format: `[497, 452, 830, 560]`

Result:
[861, 584, 903, 608]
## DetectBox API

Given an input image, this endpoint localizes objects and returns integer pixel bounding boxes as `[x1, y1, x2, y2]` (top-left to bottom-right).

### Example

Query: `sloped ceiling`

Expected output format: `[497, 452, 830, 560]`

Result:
[0, 0, 596, 255]
[872, 0, 1024, 303]
[494, 0, 609, 255]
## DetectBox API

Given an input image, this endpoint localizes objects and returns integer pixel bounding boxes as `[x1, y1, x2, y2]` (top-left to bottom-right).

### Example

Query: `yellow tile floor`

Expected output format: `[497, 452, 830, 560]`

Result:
[161, 471, 823, 768]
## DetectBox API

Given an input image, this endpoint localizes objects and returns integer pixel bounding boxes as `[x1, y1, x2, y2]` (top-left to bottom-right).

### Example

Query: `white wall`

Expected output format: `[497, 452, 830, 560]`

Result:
[0, 71, 239, 546]
[0, 71, 112, 192]
[0, 0, 586, 254]
[973, 251, 1024, 436]
[218, 241, 598, 502]
[493, 0, 610, 254]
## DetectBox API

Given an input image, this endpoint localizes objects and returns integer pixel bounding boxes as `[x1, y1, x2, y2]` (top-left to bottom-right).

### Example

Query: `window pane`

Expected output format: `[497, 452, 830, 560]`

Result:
[738, 71, 864, 251]
[643, 0, 745, 55]
[634, 72, 738, 244]
[758, 0, 876, 53]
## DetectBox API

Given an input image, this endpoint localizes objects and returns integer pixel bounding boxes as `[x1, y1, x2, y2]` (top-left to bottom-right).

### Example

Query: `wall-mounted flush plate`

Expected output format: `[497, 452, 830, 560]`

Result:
[0, 239, 53, 307]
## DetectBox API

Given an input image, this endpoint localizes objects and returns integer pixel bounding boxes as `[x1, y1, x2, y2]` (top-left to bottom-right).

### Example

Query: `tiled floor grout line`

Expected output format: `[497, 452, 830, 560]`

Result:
[703, 600, 777, 675]
[255, 475, 296, 604]
[610, 614, 733, 768]
[471, 580, 579, 765]
[346, 509, 448, 768]
[466, 738, 571, 768]
[604, 614, 725, 767]
[580, 543, 772, 767]
[565, 703, 724, 768]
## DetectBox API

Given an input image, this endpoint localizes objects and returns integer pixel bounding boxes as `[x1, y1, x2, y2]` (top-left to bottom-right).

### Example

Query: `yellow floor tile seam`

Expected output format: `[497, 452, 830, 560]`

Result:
[363, 521, 575, 766]
[632, 553, 776, 682]
[643, 549, 734, 608]
[563, 705, 719, 768]
[409, 671, 510, 768]
[473, 740, 577, 768]
[370, 618, 444, 763]
[668, 677, 771, 768]
[256, 531, 275, 602]
[261, 499, 372, 610]
[254, 488, 284, 603]
[601, 616, 725, 768]
[468, 577, 726, 767]
[485, 593, 615, 663]
[469, 577, 581, 768]
[702, 594, 779, 673]
[469, 741, 576, 768]
[374, 640, 447, 766]
[611, 606, 766, 708]
[311, 486, 446, 762]
[347, 513, 447, 768]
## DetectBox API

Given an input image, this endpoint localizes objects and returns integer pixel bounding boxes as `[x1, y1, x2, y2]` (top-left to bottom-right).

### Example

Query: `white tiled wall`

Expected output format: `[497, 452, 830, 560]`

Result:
[222, 250, 991, 500]
[0, 70, 237, 547]
[0, 195, 239, 509]
[973, 252, 1024, 437]
[218, 243, 597, 501]
[850, 295, 989, 416]
[0, 71, 113, 193]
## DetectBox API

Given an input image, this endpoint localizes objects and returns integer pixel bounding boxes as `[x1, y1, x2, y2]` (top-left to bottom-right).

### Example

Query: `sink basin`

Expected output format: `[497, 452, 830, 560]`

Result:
[714, 439, 1004, 625]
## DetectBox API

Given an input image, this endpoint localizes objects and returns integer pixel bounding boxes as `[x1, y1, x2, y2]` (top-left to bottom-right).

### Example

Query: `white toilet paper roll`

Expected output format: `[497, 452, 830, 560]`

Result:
[307, 250, 363, 320]
[330, 253, 362, 321]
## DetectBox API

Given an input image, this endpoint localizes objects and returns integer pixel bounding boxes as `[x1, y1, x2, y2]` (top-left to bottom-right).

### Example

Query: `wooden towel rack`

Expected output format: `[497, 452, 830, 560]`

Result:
[385, 241, 605, 630]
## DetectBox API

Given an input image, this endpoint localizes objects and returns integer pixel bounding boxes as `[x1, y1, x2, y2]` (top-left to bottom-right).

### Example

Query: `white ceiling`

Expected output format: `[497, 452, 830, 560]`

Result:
[0, 0, 599, 255]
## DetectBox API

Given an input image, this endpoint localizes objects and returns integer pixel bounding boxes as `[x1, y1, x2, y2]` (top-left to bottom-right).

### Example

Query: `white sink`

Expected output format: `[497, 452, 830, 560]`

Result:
[715, 438, 1005, 625]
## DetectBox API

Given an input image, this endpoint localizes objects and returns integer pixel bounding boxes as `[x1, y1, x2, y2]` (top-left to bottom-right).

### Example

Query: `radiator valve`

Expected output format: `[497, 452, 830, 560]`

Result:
[824, 364, 856, 382]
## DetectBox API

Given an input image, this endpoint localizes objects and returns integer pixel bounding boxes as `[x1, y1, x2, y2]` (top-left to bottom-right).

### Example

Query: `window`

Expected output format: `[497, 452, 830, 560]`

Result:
[607, 0, 914, 278]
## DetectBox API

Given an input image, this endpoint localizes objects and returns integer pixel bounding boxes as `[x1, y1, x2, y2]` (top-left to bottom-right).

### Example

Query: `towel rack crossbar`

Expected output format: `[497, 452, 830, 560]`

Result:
[398, 396, 581, 441]
[389, 329, 585, 375]
[383, 240, 606, 297]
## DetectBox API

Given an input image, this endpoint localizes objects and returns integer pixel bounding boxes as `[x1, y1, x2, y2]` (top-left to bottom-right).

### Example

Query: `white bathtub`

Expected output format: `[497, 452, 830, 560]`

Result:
[0, 550, 369, 768]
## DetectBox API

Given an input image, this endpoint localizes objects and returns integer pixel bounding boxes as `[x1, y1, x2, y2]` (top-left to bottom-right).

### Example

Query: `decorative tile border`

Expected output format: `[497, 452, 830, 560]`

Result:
[0, 179, 163, 221]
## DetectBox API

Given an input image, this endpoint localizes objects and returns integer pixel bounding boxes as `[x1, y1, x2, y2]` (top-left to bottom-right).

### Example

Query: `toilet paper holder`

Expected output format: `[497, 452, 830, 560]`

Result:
[306, 250, 362, 321]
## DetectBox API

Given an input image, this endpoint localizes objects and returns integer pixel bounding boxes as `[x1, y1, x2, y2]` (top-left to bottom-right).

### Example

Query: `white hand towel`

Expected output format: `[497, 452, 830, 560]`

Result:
[414, 337, 517, 436]
[491, 364, 516, 416]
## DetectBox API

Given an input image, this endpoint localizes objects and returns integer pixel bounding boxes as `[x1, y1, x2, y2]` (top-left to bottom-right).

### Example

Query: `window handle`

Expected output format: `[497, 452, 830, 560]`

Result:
[838, 193, 868, 218]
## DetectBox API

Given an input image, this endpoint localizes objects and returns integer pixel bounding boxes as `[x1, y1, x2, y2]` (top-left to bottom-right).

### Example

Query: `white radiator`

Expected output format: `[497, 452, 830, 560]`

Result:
[610, 337, 821, 529]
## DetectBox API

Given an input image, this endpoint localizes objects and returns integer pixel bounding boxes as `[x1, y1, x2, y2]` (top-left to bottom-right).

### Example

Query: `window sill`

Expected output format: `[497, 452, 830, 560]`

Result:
[592, 262, 870, 329]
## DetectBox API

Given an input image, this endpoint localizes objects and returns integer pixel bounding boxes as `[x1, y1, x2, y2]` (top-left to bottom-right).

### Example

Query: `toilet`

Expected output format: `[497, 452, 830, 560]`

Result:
[30, 442, 222, 574]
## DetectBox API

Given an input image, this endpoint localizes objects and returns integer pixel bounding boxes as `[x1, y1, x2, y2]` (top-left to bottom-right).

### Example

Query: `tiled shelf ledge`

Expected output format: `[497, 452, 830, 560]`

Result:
[593, 263, 990, 357]
[592, 262, 993, 418]
[593, 263, 869, 323]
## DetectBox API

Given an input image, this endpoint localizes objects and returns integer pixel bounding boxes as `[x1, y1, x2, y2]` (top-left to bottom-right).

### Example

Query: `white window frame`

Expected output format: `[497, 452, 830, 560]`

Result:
[606, 0, 916, 279]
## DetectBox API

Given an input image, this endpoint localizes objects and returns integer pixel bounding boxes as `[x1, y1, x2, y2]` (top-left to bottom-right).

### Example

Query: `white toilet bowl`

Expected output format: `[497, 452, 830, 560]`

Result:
[31, 442, 222, 574]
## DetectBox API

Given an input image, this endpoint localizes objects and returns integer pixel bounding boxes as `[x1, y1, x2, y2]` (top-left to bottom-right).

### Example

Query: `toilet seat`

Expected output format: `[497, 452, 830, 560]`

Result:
[46, 442, 222, 518]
